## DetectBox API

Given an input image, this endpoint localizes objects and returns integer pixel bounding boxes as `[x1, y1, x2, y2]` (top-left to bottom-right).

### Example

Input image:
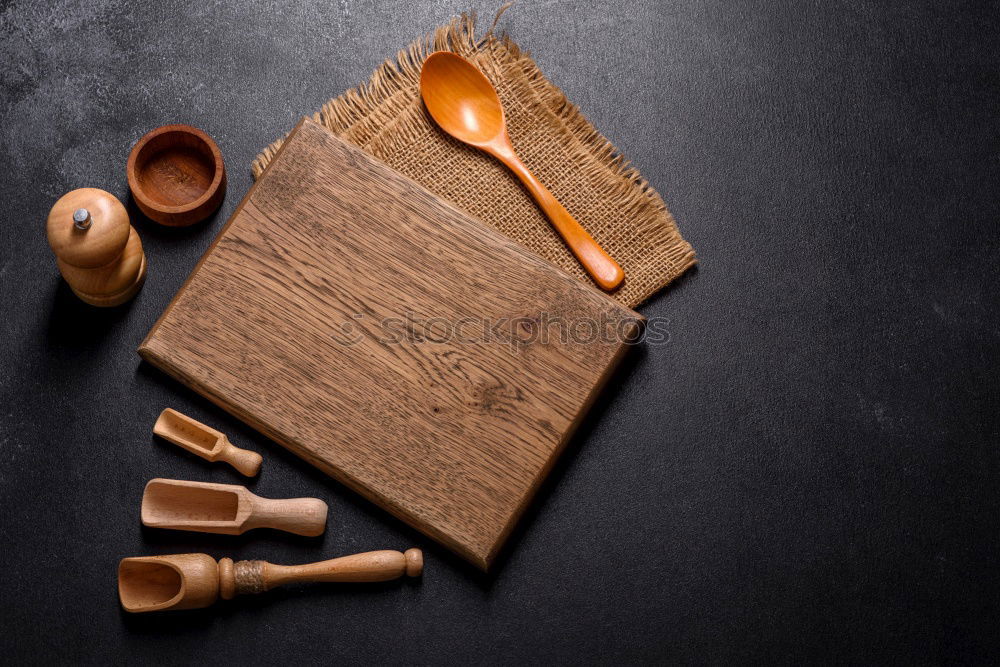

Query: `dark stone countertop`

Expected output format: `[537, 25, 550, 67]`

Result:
[1, 1, 997, 663]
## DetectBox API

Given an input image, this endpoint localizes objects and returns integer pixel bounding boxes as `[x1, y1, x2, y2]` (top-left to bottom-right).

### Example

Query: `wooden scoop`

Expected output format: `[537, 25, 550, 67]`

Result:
[420, 51, 625, 291]
[141, 478, 328, 536]
[153, 408, 262, 476]
[118, 548, 423, 613]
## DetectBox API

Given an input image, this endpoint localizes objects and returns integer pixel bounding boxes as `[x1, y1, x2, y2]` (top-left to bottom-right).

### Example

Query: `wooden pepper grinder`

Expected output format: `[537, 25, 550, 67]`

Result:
[46, 187, 147, 307]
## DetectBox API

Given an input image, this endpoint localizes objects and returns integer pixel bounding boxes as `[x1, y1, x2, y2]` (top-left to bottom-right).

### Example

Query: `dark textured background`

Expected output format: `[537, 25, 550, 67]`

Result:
[1, 0, 998, 664]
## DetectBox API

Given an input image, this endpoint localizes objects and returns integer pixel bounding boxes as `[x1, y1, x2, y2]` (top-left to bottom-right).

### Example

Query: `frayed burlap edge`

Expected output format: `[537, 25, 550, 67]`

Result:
[251, 14, 696, 308]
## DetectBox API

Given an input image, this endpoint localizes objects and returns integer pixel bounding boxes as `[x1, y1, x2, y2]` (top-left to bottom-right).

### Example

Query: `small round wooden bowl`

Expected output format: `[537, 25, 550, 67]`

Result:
[127, 124, 226, 226]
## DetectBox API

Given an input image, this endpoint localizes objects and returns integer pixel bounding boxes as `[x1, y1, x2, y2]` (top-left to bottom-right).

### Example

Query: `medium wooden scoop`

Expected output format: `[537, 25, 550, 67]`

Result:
[154, 408, 262, 476]
[420, 51, 625, 291]
[118, 549, 423, 613]
[141, 479, 328, 536]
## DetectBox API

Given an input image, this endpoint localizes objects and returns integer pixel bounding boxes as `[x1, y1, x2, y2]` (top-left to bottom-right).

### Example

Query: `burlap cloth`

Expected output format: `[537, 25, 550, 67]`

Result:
[252, 14, 695, 308]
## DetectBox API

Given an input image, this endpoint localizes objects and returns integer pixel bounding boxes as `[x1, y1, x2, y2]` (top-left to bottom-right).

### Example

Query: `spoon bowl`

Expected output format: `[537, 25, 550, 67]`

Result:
[141, 479, 248, 533]
[420, 52, 505, 146]
[118, 553, 219, 613]
[154, 408, 222, 456]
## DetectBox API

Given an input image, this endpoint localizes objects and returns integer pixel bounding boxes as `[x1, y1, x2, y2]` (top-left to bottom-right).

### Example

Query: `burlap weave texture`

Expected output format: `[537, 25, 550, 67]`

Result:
[252, 15, 695, 308]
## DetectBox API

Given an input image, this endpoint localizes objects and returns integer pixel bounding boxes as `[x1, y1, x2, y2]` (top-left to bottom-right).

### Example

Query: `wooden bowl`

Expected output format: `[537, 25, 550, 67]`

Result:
[127, 124, 226, 226]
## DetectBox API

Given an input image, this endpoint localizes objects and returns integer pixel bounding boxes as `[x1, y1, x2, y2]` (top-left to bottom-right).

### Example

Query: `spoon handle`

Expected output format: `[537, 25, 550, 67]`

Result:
[492, 146, 624, 291]
[217, 439, 263, 477]
[219, 549, 423, 598]
[245, 496, 328, 536]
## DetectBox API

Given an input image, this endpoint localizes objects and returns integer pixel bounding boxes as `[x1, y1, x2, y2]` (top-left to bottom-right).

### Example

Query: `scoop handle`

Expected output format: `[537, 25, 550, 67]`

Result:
[245, 496, 328, 536]
[219, 549, 423, 598]
[487, 138, 624, 291]
[217, 440, 263, 476]
[267, 549, 423, 586]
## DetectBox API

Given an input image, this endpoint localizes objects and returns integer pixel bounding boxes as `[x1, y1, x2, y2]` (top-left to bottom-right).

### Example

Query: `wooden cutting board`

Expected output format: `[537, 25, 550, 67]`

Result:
[140, 118, 642, 569]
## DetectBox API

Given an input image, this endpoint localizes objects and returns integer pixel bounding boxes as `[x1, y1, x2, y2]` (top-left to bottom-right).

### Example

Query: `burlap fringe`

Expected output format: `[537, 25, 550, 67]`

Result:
[250, 14, 695, 307]
[505, 42, 696, 282]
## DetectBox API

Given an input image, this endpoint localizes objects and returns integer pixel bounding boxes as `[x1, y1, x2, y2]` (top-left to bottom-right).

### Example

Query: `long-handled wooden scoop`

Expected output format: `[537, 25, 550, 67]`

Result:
[420, 51, 625, 291]
[141, 478, 328, 536]
[153, 408, 262, 476]
[118, 549, 423, 613]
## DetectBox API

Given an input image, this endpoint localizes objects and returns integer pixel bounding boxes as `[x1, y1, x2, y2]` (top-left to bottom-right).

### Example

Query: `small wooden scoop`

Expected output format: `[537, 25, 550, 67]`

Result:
[154, 408, 262, 476]
[118, 549, 423, 613]
[141, 478, 328, 536]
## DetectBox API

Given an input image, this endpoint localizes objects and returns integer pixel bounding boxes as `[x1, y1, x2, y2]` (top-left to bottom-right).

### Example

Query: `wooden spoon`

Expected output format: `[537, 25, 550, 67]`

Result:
[118, 549, 423, 613]
[141, 478, 328, 536]
[153, 408, 262, 476]
[420, 51, 624, 291]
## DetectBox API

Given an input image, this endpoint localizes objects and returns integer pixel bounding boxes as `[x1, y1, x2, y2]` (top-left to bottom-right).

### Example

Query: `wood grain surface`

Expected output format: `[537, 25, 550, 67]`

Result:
[139, 118, 642, 569]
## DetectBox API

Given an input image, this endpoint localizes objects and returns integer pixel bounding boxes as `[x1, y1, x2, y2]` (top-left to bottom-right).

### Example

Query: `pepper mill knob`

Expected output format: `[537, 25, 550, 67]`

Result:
[46, 188, 147, 307]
